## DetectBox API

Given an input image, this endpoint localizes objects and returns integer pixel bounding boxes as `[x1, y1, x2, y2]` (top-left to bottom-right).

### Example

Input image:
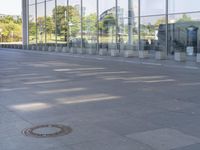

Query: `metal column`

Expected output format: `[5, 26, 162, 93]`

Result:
[35, 0, 38, 47]
[166, 0, 169, 55]
[22, 0, 29, 48]
[116, 0, 119, 49]
[44, 0, 47, 48]
[55, 0, 57, 47]
[81, 0, 83, 49]
[97, 0, 99, 51]
[128, 0, 133, 45]
[138, 0, 141, 51]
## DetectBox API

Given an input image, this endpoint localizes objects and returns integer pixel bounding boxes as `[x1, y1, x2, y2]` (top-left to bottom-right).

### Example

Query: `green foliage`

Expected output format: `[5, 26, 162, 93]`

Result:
[0, 16, 22, 42]
[99, 14, 116, 33]
[177, 14, 192, 23]
[82, 13, 97, 33]
[52, 5, 81, 39]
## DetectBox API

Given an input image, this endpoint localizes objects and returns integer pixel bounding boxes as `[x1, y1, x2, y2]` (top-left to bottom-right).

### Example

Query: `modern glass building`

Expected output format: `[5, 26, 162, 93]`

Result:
[22, 0, 200, 61]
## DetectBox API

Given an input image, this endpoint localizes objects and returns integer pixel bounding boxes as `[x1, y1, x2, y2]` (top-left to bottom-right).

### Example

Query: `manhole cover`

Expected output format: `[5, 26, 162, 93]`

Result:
[22, 124, 72, 138]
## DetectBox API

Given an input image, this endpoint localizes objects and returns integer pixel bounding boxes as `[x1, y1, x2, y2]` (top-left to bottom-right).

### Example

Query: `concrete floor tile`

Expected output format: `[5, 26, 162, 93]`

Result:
[127, 128, 200, 150]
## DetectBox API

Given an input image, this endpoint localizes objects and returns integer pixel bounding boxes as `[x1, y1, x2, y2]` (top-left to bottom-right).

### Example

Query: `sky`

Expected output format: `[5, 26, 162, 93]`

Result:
[0, 0, 21, 16]
[0, 0, 199, 17]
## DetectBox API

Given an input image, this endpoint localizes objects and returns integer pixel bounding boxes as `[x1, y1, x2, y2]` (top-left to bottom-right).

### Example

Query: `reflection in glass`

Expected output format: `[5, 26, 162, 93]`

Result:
[168, 13, 200, 55]
[82, 0, 97, 50]
[68, 0, 81, 48]
[37, 2, 45, 44]
[99, 0, 116, 50]
[57, 0, 68, 44]
[29, 4, 36, 44]
[140, 15, 166, 52]
[46, 0, 56, 45]
[169, 0, 200, 14]
[118, 0, 138, 51]
[141, 0, 165, 16]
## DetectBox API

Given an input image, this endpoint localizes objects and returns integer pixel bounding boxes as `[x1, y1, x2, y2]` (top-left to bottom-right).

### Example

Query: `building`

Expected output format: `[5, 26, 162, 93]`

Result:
[20, 0, 200, 61]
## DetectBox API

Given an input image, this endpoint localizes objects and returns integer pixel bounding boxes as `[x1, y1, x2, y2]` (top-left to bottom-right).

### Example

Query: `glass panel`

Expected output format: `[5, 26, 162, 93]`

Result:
[37, 2, 45, 44]
[29, 0, 35, 5]
[29, 4, 36, 44]
[169, 0, 200, 14]
[99, 0, 116, 50]
[68, 0, 81, 48]
[140, 15, 166, 53]
[37, 0, 45, 3]
[57, 0, 68, 45]
[141, 0, 165, 16]
[168, 13, 200, 55]
[46, 0, 56, 45]
[117, 0, 139, 52]
[82, 0, 97, 50]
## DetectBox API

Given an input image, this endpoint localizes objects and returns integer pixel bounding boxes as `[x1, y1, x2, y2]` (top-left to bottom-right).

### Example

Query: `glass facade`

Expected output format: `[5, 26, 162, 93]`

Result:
[28, 0, 200, 58]
[37, 1, 45, 44]
[46, 0, 56, 45]
[82, 0, 97, 50]
[29, 3, 36, 44]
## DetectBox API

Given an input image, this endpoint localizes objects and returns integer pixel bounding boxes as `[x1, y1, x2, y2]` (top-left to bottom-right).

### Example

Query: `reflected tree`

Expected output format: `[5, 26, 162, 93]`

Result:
[53, 5, 81, 41]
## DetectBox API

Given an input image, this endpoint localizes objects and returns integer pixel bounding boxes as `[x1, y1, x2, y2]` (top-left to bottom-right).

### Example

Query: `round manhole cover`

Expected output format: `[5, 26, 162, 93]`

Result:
[22, 124, 72, 138]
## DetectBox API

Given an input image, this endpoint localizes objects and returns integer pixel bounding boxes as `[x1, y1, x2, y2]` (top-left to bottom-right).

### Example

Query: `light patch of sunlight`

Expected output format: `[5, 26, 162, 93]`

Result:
[11, 103, 51, 111]
[100, 76, 124, 80]
[143, 79, 175, 83]
[124, 76, 167, 80]
[24, 79, 69, 85]
[37, 88, 86, 94]
[7, 73, 38, 78]
[101, 75, 167, 81]
[56, 94, 120, 104]
[77, 71, 129, 77]
[179, 82, 200, 86]
[54, 68, 105, 72]
[0, 87, 28, 92]
[16, 76, 52, 81]
[27, 63, 49, 68]
[123, 76, 175, 83]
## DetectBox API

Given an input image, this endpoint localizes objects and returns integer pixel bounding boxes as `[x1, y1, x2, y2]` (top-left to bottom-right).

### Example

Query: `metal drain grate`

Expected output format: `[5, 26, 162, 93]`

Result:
[22, 124, 72, 138]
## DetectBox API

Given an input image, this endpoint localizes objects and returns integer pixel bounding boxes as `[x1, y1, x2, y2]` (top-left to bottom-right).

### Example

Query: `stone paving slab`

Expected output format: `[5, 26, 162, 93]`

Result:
[0, 121, 31, 138]
[172, 143, 200, 150]
[95, 117, 159, 136]
[69, 136, 154, 150]
[127, 128, 200, 150]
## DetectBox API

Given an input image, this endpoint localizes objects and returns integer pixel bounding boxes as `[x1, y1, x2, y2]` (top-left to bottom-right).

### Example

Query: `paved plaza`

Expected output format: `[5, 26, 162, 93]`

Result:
[1, 48, 200, 150]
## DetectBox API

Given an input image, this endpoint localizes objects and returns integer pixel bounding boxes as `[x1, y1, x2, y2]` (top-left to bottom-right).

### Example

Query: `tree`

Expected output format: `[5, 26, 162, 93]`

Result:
[52, 5, 81, 41]
[0, 16, 22, 42]
[82, 13, 97, 34]
[46, 16, 54, 40]
[177, 14, 192, 23]
[99, 14, 116, 34]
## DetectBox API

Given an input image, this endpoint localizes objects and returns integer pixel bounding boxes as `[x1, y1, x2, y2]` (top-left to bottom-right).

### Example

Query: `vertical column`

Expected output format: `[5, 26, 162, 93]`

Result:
[22, 0, 29, 48]
[35, 0, 38, 47]
[128, 0, 133, 45]
[55, 0, 57, 47]
[97, 0, 99, 51]
[81, 0, 83, 49]
[166, 0, 169, 55]
[67, 0, 70, 49]
[44, 0, 47, 47]
[138, 0, 141, 51]
[115, 0, 119, 50]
